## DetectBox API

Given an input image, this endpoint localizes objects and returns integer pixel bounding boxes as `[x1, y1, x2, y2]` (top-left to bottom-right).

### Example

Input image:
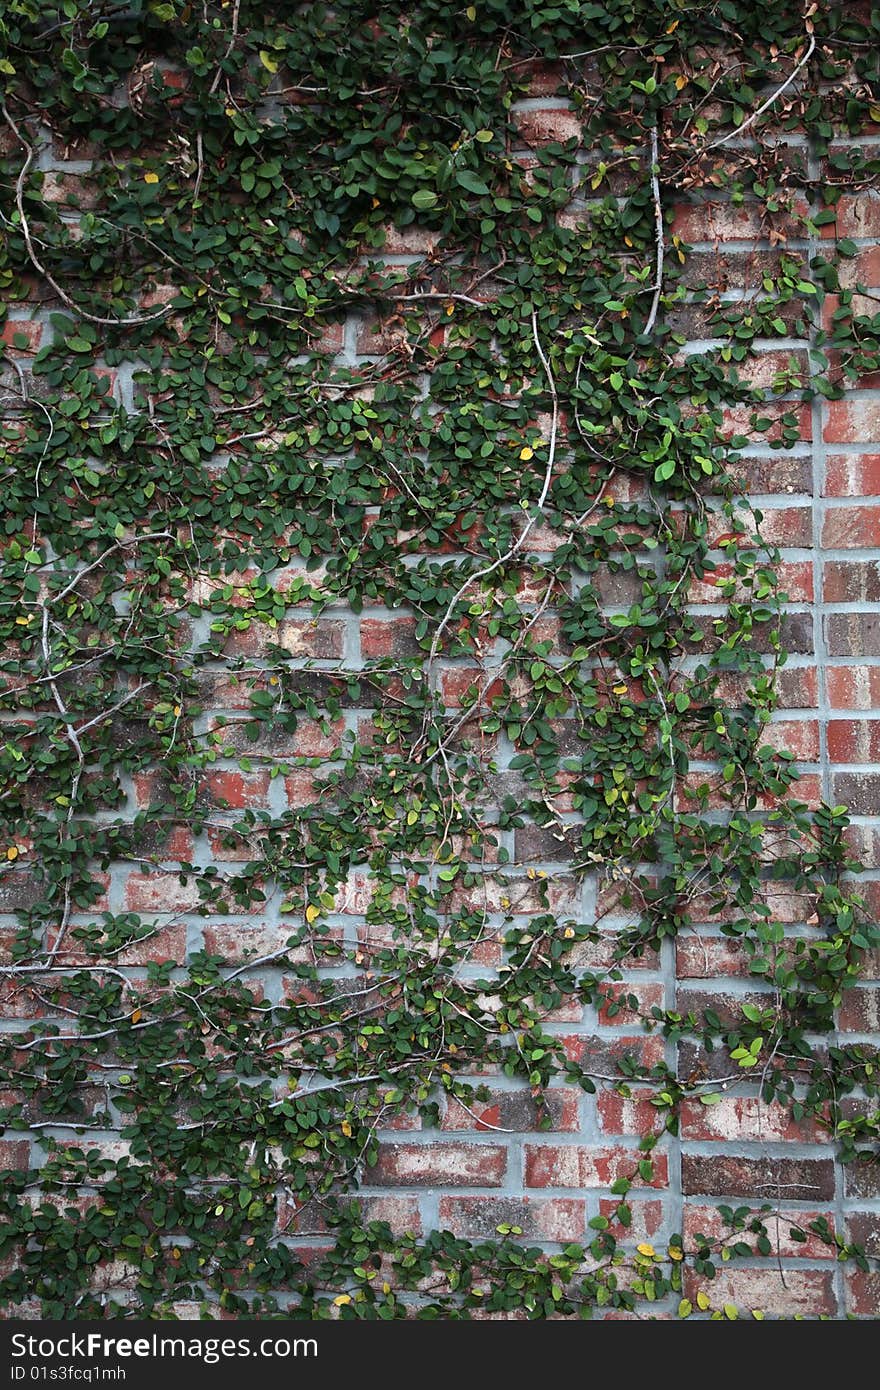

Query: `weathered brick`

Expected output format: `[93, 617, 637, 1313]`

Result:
[370, 1142, 507, 1187]
[681, 1154, 835, 1200]
[827, 666, 880, 709]
[683, 1204, 835, 1260]
[824, 399, 880, 445]
[824, 452, 880, 496]
[823, 559, 880, 602]
[514, 107, 582, 146]
[684, 1267, 836, 1317]
[442, 1088, 579, 1133]
[680, 1096, 822, 1143]
[831, 772, 880, 815]
[525, 1145, 668, 1189]
[822, 505, 880, 548]
[825, 613, 880, 657]
[438, 1195, 584, 1242]
[828, 719, 880, 762]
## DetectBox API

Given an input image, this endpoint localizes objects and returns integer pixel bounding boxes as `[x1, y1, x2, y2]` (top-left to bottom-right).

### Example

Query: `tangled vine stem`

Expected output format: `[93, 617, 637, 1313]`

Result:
[0, 0, 878, 1322]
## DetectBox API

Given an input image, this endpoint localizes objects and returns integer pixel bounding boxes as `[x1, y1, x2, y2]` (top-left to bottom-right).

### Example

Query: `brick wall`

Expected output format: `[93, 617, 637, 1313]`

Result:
[2, 79, 880, 1320]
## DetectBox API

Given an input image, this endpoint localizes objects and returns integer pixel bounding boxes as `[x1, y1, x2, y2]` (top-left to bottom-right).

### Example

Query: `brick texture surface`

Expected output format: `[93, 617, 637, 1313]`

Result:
[2, 95, 879, 1323]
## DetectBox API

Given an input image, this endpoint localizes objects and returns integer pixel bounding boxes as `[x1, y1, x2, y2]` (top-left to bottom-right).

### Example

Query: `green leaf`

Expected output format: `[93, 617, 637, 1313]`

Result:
[455, 170, 491, 196]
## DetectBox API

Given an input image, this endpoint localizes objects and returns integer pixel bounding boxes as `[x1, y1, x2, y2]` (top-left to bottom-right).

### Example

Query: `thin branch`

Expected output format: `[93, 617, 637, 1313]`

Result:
[706, 33, 817, 152]
[1, 106, 173, 330]
[643, 126, 664, 337]
[423, 309, 558, 670]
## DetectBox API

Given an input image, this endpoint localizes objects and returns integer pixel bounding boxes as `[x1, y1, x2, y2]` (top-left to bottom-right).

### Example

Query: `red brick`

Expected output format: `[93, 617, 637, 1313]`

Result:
[514, 107, 582, 146]
[828, 719, 880, 761]
[360, 617, 420, 658]
[440, 668, 504, 708]
[687, 560, 813, 604]
[597, 1092, 666, 1138]
[680, 1096, 822, 1143]
[442, 1088, 579, 1132]
[671, 197, 809, 244]
[377, 225, 440, 255]
[827, 666, 880, 709]
[824, 400, 880, 445]
[684, 1204, 835, 1260]
[822, 504, 880, 548]
[370, 1143, 506, 1187]
[760, 718, 820, 761]
[524, 1145, 668, 1189]
[681, 1153, 834, 1200]
[824, 559, 880, 602]
[825, 453, 880, 496]
[846, 1268, 880, 1316]
[48, 923, 187, 967]
[308, 321, 344, 355]
[820, 192, 880, 239]
[596, 981, 664, 1025]
[831, 771, 880, 814]
[0, 1140, 31, 1169]
[684, 1268, 836, 1317]
[598, 1198, 665, 1243]
[1, 321, 42, 354]
[844, 1211, 880, 1314]
[124, 873, 204, 913]
[839, 987, 880, 1032]
[201, 922, 326, 963]
[199, 770, 271, 808]
[676, 936, 754, 978]
[439, 1195, 584, 1243]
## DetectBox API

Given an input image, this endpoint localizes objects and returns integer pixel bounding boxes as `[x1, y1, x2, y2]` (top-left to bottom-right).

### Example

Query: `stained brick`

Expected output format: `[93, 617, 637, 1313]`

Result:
[370, 1143, 507, 1187]
[681, 1154, 835, 1200]
[438, 1195, 584, 1242]
[525, 1145, 669, 1189]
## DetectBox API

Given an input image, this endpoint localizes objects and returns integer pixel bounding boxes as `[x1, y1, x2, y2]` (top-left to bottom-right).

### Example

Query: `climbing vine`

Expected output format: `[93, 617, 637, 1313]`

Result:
[0, 0, 879, 1319]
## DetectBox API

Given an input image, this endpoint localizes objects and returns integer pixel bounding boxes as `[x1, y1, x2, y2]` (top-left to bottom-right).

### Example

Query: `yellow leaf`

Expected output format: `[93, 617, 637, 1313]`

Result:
[696, 1290, 710, 1310]
[604, 495, 615, 506]
[143, 172, 159, 184]
[305, 903, 320, 923]
[341, 1120, 352, 1137]
[519, 446, 534, 461]
[259, 50, 279, 73]
[131, 1008, 142, 1024]
[613, 683, 628, 695]
[636, 1243, 655, 1258]
[678, 1298, 692, 1317]
[563, 927, 575, 939]
[15, 616, 31, 626]
[668, 1246, 683, 1261]
[675, 75, 688, 90]
[466, 4, 476, 17]
[6, 846, 18, 861]
[333, 1294, 351, 1306]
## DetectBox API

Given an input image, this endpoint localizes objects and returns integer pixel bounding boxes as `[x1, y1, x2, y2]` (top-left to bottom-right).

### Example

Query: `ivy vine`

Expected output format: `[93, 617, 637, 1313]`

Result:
[0, 0, 879, 1319]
